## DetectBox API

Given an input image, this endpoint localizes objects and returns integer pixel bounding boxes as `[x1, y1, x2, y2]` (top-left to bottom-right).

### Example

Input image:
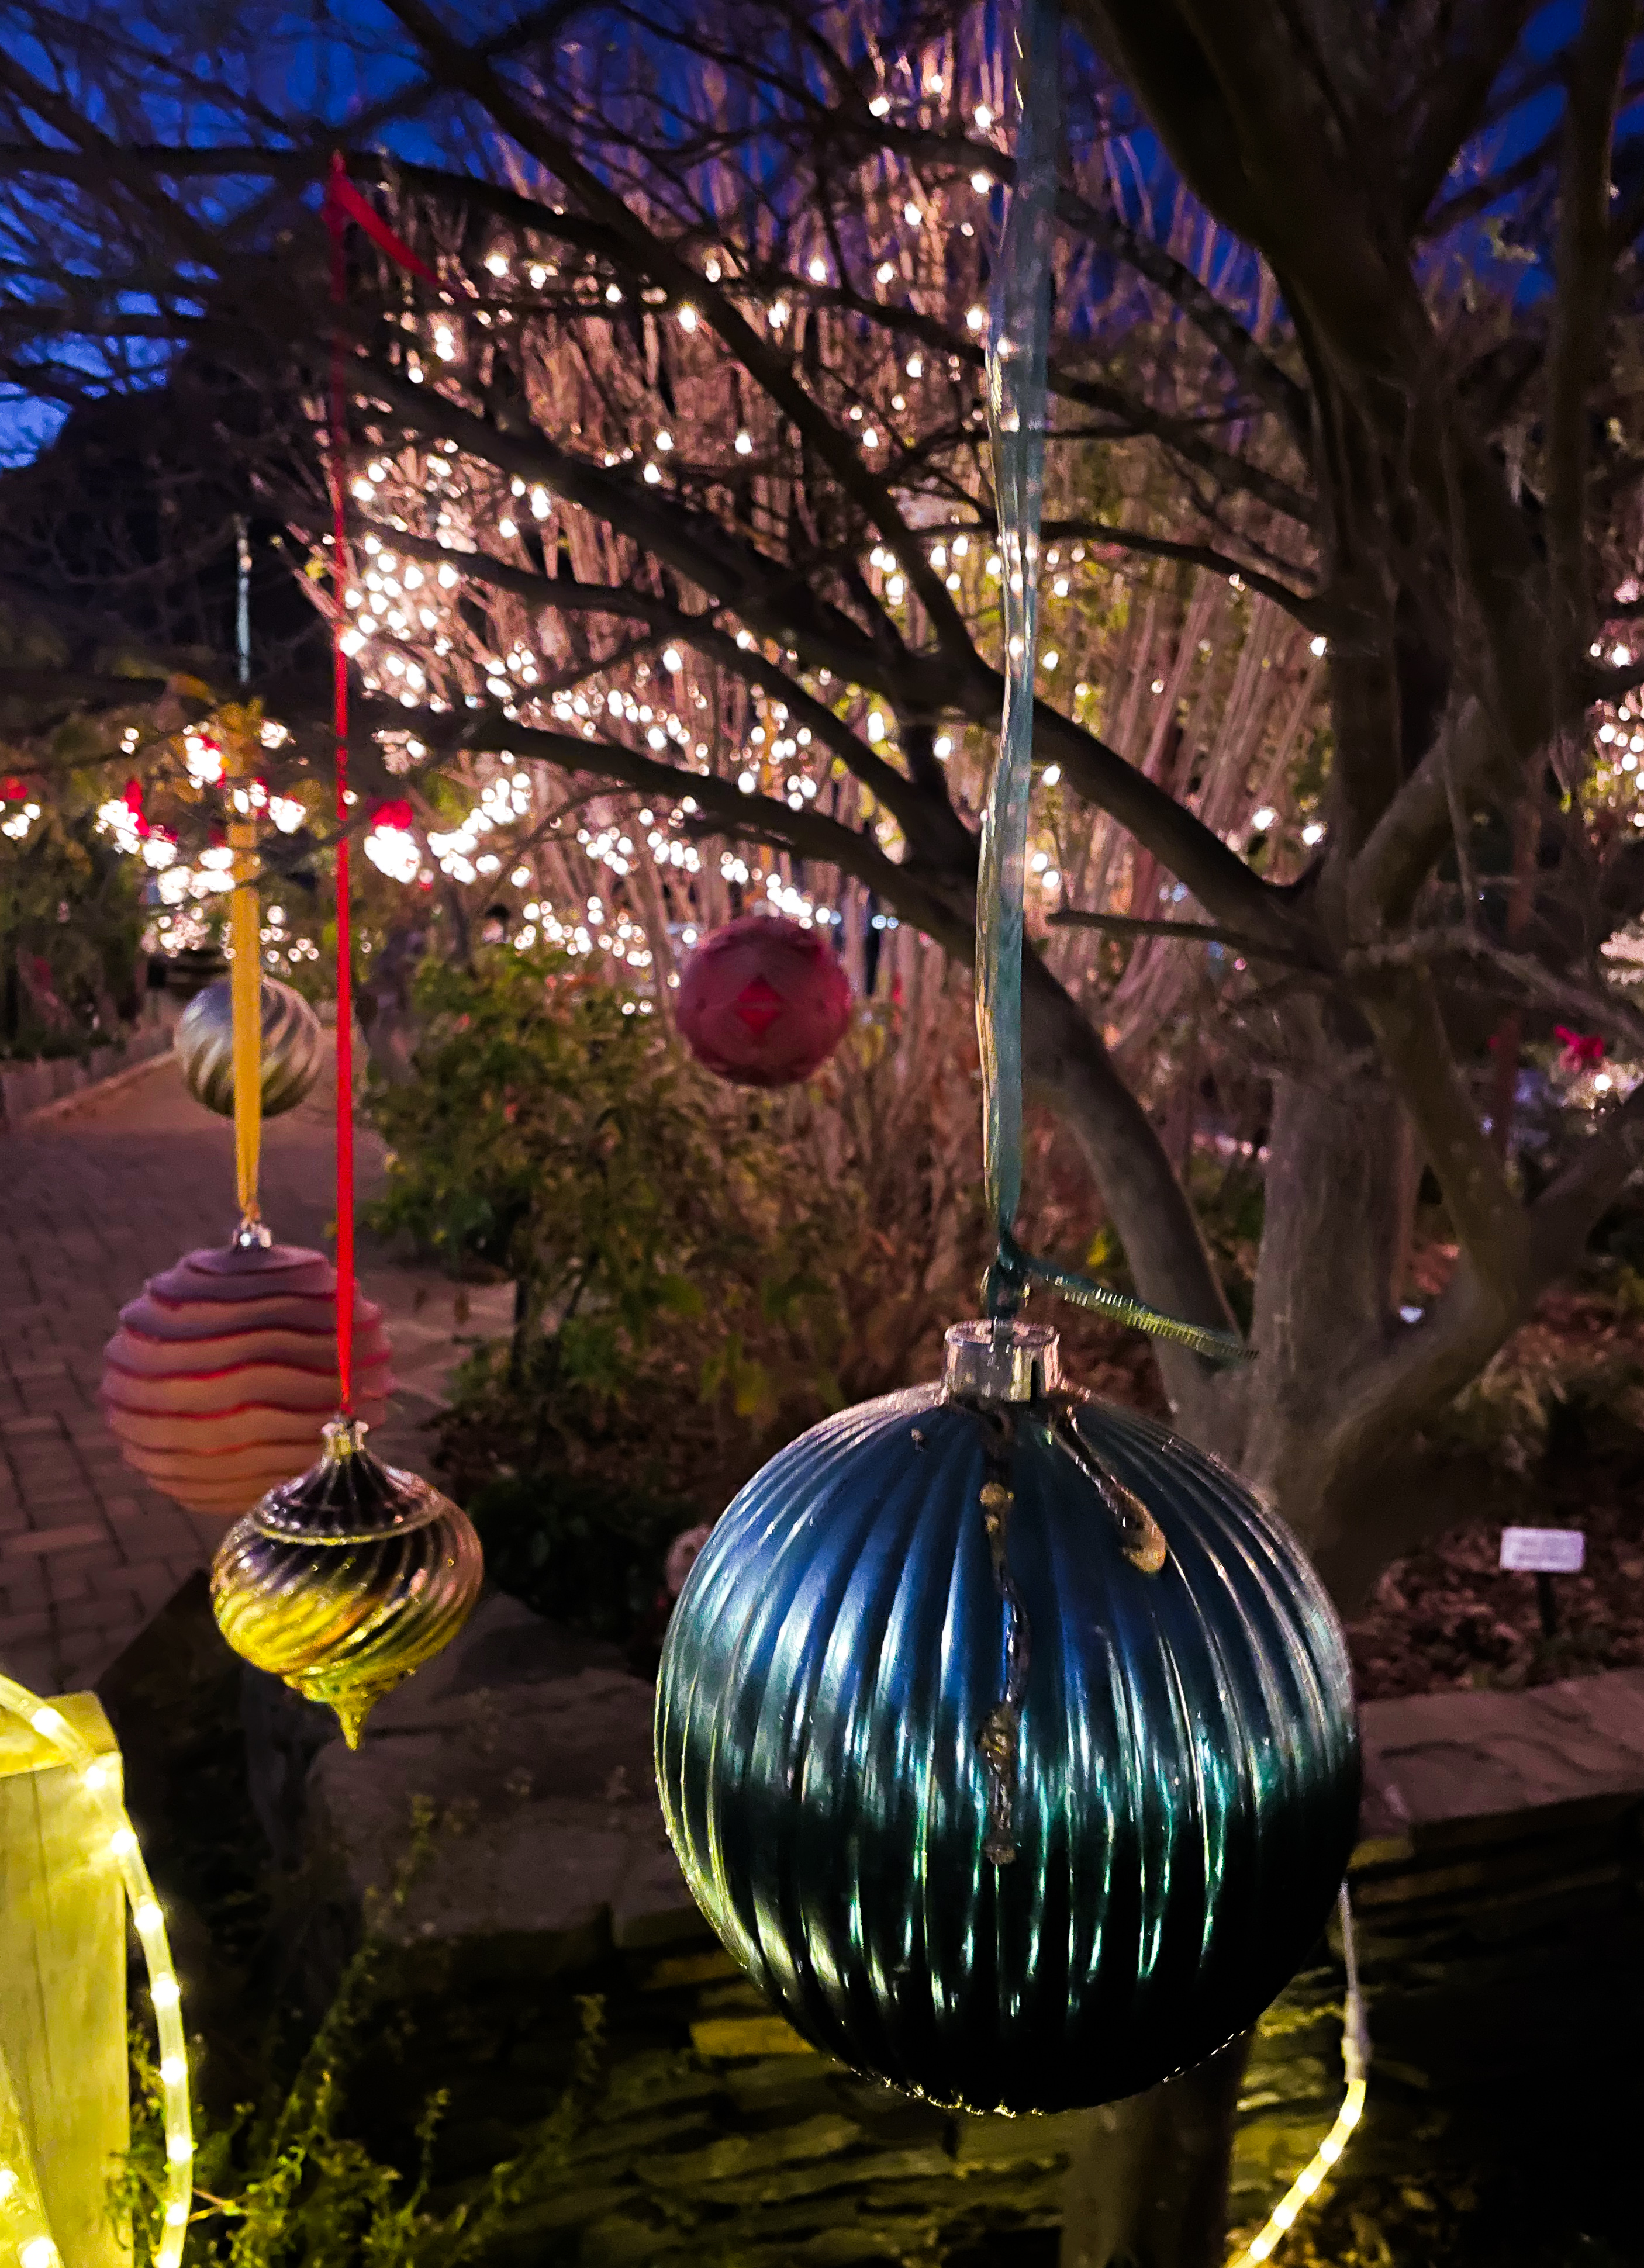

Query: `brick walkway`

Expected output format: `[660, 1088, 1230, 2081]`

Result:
[0, 1049, 510, 1697]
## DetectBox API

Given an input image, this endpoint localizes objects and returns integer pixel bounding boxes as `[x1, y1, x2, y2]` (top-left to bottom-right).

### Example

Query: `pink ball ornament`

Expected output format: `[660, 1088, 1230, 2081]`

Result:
[675, 914, 852, 1088]
[100, 1238, 393, 1517]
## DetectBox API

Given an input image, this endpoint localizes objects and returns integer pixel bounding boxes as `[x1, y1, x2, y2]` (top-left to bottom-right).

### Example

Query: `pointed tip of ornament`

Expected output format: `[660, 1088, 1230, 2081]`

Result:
[334, 1695, 372, 1748]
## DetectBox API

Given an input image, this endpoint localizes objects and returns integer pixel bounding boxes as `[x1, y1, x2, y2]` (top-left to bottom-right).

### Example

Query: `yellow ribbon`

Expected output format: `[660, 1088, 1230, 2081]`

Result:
[0, 2046, 55, 2266]
[0, 1679, 194, 2266]
[227, 753, 263, 1229]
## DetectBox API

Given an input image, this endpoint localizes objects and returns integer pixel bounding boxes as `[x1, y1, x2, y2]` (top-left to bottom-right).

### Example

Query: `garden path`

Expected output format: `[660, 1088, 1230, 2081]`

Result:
[0, 1046, 510, 1697]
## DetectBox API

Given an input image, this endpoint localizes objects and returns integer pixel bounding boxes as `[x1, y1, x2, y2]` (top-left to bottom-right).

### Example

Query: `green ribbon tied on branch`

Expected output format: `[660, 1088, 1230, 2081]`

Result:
[977, 0, 1246, 1368]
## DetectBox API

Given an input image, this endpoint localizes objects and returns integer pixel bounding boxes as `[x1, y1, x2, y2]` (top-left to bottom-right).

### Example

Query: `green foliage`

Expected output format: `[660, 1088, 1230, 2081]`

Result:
[1439, 1316, 1644, 1479]
[0, 802, 144, 1055]
[364, 946, 858, 1621]
[116, 1950, 609, 2267]
[368, 955, 1000, 1625]
[462, 1467, 702, 1643]
[365, 946, 803, 1374]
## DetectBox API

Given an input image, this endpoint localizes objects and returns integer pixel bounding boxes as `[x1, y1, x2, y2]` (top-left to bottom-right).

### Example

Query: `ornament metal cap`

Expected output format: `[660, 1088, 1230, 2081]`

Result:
[210, 1412, 483, 1748]
[943, 1318, 1061, 1404]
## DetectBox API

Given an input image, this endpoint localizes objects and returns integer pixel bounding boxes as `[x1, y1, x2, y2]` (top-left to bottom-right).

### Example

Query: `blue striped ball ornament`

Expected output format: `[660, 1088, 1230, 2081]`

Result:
[656, 1320, 1359, 2113]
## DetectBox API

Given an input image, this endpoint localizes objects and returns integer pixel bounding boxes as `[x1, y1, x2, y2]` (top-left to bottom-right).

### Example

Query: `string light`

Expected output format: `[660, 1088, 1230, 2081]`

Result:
[0, 1674, 192, 2266]
[1227, 1885, 1367, 2268]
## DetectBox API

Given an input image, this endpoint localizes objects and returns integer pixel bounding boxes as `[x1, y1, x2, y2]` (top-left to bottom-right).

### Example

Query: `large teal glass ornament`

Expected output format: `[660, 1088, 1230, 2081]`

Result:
[656, 1321, 1359, 2114]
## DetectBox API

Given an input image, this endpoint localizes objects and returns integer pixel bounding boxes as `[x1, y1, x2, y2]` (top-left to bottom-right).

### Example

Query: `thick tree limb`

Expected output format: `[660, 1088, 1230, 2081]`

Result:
[1029, 697, 1303, 948]
[351, 357, 949, 707]
[1050, 907, 1313, 964]
[1529, 1076, 1644, 1266]
[1344, 927, 1644, 1055]
[343, 517, 958, 854]
[1354, 960, 1530, 1307]
[338, 357, 1300, 946]
[1349, 696, 1508, 929]
[1396, 1, 1542, 234]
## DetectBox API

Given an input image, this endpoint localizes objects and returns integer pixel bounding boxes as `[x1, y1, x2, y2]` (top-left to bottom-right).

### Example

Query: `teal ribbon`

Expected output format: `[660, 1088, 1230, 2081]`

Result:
[978, 0, 1244, 1368]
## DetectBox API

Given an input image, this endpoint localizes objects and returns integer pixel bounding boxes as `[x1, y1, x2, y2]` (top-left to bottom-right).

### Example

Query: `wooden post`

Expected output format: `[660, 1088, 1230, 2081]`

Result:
[0, 1695, 129, 2267]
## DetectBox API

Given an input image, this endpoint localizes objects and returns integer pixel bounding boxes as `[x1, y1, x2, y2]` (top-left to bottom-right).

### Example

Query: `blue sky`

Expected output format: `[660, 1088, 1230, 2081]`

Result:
[0, 0, 1626, 467]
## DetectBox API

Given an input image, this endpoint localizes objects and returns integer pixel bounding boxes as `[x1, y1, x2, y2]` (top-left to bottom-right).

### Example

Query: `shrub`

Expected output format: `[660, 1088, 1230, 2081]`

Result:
[367, 943, 1177, 1638]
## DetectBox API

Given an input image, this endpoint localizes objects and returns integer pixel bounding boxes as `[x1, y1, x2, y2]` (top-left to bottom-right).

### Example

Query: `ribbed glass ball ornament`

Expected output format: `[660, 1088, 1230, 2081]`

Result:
[212, 1416, 483, 1747]
[657, 1320, 1360, 2114]
[175, 976, 324, 1119]
[100, 1235, 392, 1516]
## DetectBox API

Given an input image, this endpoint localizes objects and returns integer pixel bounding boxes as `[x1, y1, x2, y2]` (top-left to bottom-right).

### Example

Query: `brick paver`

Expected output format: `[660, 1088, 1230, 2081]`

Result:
[0, 1048, 510, 1696]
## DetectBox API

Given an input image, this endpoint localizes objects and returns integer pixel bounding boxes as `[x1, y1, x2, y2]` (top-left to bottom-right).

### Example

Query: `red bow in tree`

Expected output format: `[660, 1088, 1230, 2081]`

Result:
[1555, 1025, 1607, 1070]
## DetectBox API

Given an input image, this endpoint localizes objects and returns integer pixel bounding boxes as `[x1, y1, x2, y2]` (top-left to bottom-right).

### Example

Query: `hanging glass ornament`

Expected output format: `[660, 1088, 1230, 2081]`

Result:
[175, 975, 324, 1119]
[211, 1415, 482, 1746]
[658, 1319, 1359, 2113]
[676, 914, 852, 1088]
[99, 1231, 392, 1516]
[205, 167, 481, 1751]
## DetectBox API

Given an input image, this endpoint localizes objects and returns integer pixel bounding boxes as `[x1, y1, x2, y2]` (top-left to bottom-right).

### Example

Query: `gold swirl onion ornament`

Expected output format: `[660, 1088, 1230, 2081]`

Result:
[210, 1417, 483, 1747]
[175, 975, 324, 1119]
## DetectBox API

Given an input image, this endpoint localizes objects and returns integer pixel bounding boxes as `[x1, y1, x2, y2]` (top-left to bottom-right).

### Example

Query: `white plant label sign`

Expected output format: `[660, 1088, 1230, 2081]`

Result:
[1498, 1527, 1586, 1574]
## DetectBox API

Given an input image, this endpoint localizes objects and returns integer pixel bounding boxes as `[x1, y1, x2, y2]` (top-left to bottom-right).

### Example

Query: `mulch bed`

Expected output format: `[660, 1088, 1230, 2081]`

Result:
[1345, 1277, 1644, 1700]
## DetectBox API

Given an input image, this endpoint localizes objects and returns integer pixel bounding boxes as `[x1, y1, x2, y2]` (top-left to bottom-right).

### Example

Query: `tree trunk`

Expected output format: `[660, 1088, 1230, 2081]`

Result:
[1059, 2035, 1251, 2268]
[1048, 1080, 1410, 2267]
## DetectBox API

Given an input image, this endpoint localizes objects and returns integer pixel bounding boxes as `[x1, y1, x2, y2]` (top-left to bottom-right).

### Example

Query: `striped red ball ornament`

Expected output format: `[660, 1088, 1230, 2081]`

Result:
[99, 1233, 392, 1517]
[675, 914, 852, 1088]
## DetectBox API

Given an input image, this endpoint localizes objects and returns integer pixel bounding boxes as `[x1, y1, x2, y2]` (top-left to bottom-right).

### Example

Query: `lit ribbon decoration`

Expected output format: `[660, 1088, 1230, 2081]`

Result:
[1229, 1885, 1369, 2264]
[978, 0, 1242, 1365]
[0, 1675, 192, 2264]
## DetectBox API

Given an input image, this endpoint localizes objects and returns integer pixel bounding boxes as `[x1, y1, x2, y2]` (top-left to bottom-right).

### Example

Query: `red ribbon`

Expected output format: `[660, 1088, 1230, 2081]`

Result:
[323, 153, 436, 1413]
[326, 164, 439, 285]
[1555, 1025, 1607, 1068]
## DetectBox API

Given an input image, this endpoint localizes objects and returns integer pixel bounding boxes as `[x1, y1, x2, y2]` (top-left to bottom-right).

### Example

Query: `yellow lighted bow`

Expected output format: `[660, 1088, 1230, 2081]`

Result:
[0, 1676, 193, 2266]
